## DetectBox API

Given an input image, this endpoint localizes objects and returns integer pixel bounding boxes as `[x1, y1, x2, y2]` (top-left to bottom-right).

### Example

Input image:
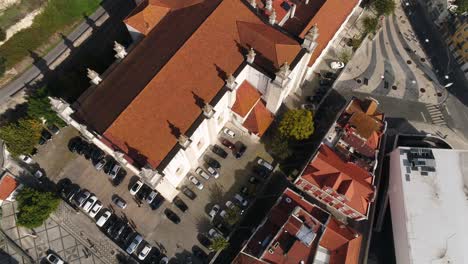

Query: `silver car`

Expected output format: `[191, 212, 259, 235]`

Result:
[195, 167, 210, 180]
[126, 234, 143, 254]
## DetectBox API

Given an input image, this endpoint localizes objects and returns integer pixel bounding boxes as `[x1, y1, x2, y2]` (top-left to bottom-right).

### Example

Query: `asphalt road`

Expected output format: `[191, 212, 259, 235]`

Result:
[0, 0, 116, 105]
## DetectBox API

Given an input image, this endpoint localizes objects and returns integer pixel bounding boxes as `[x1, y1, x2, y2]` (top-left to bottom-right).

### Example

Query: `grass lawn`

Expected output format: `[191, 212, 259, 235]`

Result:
[0, 0, 45, 30]
[0, 0, 101, 69]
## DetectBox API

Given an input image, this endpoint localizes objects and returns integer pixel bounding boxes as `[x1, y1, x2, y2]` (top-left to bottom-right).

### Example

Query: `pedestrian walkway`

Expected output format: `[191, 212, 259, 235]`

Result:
[425, 104, 447, 127]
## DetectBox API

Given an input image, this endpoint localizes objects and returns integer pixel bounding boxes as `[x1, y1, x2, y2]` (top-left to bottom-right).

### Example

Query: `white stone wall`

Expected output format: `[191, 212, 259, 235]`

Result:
[125, 24, 143, 43]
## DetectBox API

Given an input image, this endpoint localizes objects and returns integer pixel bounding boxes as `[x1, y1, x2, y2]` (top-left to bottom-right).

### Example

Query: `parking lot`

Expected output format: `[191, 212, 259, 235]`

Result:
[33, 123, 274, 262]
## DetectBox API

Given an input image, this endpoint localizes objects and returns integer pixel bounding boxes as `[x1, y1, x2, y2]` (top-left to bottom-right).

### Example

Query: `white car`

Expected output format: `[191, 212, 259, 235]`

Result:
[195, 167, 210, 180]
[234, 194, 249, 207]
[225, 200, 235, 209]
[209, 204, 220, 219]
[138, 244, 152, 260]
[89, 201, 102, 218]
[330, 61, 345, 69]
[82, 195, 98, 213]
[220, 210, 227, 219]
[96, 210, 112, 227]
[45, 253, 64, 264]
[189, 175, 204, 190]
[257, 158, 274, 171]
[223, 128, 236, 138]
[206, 166, 219, 179]
[208, 228, 222, 239]
[19, 155, 33, 164]
[130, 180, 143, 196]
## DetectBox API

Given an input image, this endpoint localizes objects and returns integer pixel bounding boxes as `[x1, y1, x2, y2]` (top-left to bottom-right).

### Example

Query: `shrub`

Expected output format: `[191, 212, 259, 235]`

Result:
[0, 118, 42, 157]
[278, 109, 315, 141]
[16, 187, 60, 228]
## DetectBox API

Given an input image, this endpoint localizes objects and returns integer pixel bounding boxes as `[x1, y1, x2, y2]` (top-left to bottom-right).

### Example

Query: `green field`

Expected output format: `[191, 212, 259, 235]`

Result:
[0, 0, 101, 70]
[0, 0, 45, 30]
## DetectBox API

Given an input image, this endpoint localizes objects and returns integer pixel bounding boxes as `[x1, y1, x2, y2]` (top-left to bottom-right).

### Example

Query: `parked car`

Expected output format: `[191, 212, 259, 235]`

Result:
[249, 176, 259, 184]
[211, 145, 228, 158]
[164, 209, 181, 224]
[41, 129, 52, 141]
[208, 228, 222, 239]
[47, 124, 60, 135]
[34, 169, 44, 179]
[90, 147, 104, 161]
[65, 184, 81, 203]
[39, 137, 47, 145]
[108, 164, 121, 180]
[150, 194, 165, 210]
[138, 243, 152, 260]
[195, 167, 210, 180]
[189, 175, 204, 190]
[160, 257, 169, 264]
[19, 155, 33, 164]
[75, 190, 91, 207]
[112, 195, 127, 209]
[107, 218, 125, 239]
[126, 234, 143, 254]
[96, 210, 112, 227]
[209, 204, 220, 219]
[258, 158, 274, 171]
[219, 210, 227, 219]
[205, 156, 221, 169]
[82, 195, 98, 213]
[324, 71, 337, 79]
[173, 197, 188, 212]
[319, 78, 333, 86]
[301, 104, 315, 111]
[146, 190, 158, 204]
[68, 137, 83, 153]
[234, 142, 247, 159]
[222, 128, 236, 138]
[130, 180, 144, 196]
[225, 200, 235, 210]
[115, 225, 133, 243]
[220, 138, 235, 149]
[253, 166, 269, 178]
[330, 61, 345, 69]
[94, 158, 107, 171]
[89, 201, 102, 218]
[182, 186, 197, 200]
[234, 193, 249, 207]
[206, 166, 219, 178]
[45, 253, 64, 264]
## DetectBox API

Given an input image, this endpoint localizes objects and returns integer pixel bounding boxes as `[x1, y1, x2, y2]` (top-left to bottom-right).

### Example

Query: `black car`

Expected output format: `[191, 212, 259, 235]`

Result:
[77, 141, 90, 156]
[150, 194, 165, 210]
[324, 71, 337, 79]
[38, 137, 46, 145]
[90, 147, 104, 162]
[68, 137, 82, 152]
[164, 209, 181, 224]
[211, 145, 228, 159]
[253, 166, 269, 178]
[234, 142, 247, 159]
[136, 184, 151, 201]
[197, 234, 212, 248]
[64, 184, 81, 203]
[205, 156, 221, 169]
[192, 246, 208, 263]
[41, 129, 52, 141]
[173, 197, 188, 212]
[47, 124, 60, 135]
[182, 186, 197, 200]
[319, 79, 333, 86]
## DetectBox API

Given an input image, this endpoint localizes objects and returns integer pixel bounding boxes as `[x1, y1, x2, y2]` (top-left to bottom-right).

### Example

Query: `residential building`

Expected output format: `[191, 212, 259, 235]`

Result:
[388, 146, 468, 264]
[233, 188, 362, 264]
[294, 98, 385, 221]
[0, 172, 22, 206]
[51, 0, 362, 201]
[445, 15, 468, 77]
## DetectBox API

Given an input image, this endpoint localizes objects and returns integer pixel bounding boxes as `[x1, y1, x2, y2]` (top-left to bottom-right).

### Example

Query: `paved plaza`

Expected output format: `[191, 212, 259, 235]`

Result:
[0, 202, 104, 264]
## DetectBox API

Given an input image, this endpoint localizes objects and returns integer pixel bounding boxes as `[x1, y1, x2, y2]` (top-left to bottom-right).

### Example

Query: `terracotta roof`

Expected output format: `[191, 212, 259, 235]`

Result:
[124, 0, 205, 35]
[299, 0, 359, 66]
[231, 81, 261, 117]
[300, 144, 374, 215]
[282, 0, 326, 35]
[100, 0, 300, 168]
[242, 100, 274, 136]
[345, 99, 384, 140]
[319, 218, 362, 264]
[0, 174, 18, 200]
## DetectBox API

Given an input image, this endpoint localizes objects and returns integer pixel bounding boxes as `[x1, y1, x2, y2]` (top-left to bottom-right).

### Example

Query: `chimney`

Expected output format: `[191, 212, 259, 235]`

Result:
[274, 62, 290, 87]
[290, 4, 296, 18]
[114, 41, 127, 59]
[203, 103, 215, 118]
[246, 48, 256, 64]
[225, 74, 237, 90]
[178, 134, 191, 149]
[269, 9, 277, 25]
[265, 0, 272, 11]
[250, 0, 257, 8]
[87, 68, 102, 85]
[302, 24, 319, 53]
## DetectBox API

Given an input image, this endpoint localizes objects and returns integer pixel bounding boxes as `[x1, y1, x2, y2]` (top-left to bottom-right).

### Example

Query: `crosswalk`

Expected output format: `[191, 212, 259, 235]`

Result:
[426, 104, 447, 127]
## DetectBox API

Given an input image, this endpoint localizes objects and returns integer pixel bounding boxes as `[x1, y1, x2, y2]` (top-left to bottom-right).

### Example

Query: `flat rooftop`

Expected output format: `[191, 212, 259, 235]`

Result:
[391, 147, 468, 264]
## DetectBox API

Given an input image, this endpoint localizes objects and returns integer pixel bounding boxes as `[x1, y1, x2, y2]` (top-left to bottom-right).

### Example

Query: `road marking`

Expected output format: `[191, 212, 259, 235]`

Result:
[444, 105, 451, 115]
[420, 112, 427, 122]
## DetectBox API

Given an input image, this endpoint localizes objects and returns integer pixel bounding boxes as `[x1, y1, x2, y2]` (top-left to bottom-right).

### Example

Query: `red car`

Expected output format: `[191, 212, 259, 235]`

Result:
[220, 138, 235, 150]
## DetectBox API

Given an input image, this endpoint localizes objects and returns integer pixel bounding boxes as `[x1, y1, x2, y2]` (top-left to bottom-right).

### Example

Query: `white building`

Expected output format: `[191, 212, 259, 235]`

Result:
[51, 0, 362, 201]
[388, 147, 468, 264]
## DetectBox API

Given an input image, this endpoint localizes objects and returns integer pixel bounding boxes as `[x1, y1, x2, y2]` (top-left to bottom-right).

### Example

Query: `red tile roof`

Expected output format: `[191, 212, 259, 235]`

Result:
[319, 218, 362, 264]
[299, 0, 359, 66]
[242, 100, 274, 137]
[100, 0, 300, 168]
[300, 144, 374, 215]
[231, 81, 262, 117]
[0, 174, 18, 200]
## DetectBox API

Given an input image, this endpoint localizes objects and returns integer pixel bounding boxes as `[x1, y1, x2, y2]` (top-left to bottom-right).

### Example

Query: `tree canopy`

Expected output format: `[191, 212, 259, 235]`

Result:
[278, 109, 314, 140]
[26, 87, 65, 127]
[0, 118, 42, 157]
[224, 207, 241, 226]
[372, 0, 396, 16]
[455, 0, 468, 14]
[210, 237, 229, 252]
[16, 187, 60, 228]
[362, 15, 379, 34]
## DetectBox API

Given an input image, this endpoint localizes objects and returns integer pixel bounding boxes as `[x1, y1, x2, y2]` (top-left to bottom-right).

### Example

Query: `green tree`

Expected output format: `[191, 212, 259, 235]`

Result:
[362, 15, 379, 35]
[278, 109, 314, 140]
[26, 87, 65, 127]
[0, 57, 6, 77]
[338, 49, 352, 63]
[0, 28, 5, 42]
[210, 237, 229, 252]
[16, 187, 60, 228]
[0, 118, 42, 157]
[455, 0, 468, 13]
[372, 0, 396, 16]
[224, 207, 240, 226]
[269, 132, 292, 160]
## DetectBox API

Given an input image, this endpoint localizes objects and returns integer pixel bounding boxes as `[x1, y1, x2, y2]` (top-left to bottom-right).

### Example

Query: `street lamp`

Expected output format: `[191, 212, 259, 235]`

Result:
[425, 38, 430, 43]
[445, 82, 454, 88]
[444, 75, 450, 80]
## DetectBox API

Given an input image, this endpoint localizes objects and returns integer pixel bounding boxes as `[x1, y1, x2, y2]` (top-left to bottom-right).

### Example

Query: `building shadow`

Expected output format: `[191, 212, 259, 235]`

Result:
[83, 14, 98, 31]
